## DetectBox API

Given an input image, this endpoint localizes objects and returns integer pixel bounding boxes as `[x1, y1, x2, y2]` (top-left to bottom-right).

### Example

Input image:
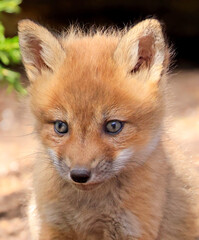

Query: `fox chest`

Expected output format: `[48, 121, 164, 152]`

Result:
[43, 191, 141, 239]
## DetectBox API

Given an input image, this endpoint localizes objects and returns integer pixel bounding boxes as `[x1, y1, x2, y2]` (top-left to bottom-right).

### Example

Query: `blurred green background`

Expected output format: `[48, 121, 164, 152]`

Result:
[0, 0, 24, 94]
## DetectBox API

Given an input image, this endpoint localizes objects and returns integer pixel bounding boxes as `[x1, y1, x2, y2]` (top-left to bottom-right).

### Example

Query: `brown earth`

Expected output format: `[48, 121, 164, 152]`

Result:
[0, 70, 199, 240]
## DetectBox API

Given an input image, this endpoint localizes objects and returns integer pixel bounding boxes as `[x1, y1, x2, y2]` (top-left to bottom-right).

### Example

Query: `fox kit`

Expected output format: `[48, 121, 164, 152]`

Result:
[18, 19, 199, 240]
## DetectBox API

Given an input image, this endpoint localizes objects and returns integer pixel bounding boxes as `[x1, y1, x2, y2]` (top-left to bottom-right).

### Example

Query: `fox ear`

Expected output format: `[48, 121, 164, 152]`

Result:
[18, 20, 65, 82]
[114, 19, 169, 83]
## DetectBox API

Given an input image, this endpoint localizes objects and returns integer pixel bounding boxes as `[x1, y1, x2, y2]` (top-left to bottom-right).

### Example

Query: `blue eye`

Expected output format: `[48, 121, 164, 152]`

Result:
[105, 120, 124, 134]
[54, 121, 68, 134]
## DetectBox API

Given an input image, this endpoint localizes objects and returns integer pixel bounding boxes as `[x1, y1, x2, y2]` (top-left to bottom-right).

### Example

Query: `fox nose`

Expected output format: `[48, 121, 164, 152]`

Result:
[70, 168, 91, 183]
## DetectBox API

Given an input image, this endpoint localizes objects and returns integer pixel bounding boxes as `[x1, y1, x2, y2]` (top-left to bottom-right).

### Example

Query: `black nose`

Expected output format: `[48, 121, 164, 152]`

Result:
[70, 169, 91, 183]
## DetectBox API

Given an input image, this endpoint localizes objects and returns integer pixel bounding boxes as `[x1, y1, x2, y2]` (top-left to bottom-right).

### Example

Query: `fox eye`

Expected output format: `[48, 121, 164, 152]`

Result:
[105, 120, 124, 134]
[54, 120, 68, 134]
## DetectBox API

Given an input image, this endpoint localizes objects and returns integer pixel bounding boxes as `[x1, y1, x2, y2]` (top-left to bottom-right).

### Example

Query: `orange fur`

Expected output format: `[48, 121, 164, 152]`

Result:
[18, 19, 199, 240]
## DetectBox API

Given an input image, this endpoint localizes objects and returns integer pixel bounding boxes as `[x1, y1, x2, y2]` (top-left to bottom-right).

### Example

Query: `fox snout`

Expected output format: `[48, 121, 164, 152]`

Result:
[48, 146, 135, 188]
[70, 168, 91, 183]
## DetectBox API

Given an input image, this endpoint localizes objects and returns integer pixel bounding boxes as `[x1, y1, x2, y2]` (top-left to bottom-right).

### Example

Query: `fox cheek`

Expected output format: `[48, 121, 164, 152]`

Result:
[92, 149, 134, 181]
[112, 148, 134, 173]
[47, 148, 70, 179]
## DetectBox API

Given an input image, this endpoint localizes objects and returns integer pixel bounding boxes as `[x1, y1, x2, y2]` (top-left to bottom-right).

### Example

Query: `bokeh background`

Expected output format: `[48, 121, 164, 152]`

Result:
[0, 1, 199, 239]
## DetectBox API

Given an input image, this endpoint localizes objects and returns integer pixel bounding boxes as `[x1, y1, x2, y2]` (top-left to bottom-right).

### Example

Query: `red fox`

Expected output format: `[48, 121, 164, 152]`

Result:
[18, 19, 199, 240]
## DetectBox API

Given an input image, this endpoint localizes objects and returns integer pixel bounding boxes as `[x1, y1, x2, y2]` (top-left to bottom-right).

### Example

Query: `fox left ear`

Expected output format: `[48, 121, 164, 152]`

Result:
[18, 20, 66, 82]
[114, 19, 170, 83]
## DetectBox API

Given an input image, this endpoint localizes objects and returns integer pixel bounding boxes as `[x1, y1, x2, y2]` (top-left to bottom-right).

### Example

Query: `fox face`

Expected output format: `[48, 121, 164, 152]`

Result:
[19, 19, 169, 190]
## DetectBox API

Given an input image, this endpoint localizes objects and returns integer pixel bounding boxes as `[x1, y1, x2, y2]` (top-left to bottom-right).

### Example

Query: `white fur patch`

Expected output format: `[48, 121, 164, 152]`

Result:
[47, 148, 70, 180]
[112, 148, 134, 172]
[48, 148, 59, 165]
[140, 131, 160, 158]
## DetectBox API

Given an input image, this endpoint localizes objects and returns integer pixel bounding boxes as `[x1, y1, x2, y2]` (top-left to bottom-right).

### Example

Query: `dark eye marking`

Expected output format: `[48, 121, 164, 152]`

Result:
[54, 120, 68, 134]
[104, 120, 124, 135]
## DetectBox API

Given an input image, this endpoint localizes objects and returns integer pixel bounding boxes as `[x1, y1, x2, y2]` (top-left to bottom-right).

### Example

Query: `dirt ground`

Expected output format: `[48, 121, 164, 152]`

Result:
[0, 70, 199, 240]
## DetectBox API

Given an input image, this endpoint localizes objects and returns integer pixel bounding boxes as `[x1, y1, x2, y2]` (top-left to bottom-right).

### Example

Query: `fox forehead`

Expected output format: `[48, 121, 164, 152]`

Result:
[31, 37, 155, 116]
[60, 34, 120, 63]
[57, 34, 125, 97]
[32, 73, 153, 127]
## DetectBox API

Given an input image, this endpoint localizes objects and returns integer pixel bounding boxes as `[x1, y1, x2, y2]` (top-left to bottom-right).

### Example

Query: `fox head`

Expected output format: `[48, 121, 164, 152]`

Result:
[18, 19, 170, 190]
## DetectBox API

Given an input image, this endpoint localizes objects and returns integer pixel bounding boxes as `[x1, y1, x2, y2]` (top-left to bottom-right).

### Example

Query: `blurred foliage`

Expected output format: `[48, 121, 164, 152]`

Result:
[0, 0, 26, 95]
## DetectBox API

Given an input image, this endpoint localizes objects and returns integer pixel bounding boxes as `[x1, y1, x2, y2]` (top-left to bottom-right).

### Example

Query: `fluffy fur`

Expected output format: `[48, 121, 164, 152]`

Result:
[18, 19, 199, 240]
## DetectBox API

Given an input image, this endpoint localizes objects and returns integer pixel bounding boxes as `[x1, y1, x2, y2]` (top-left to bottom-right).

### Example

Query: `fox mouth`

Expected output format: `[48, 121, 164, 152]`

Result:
[73, 181, 103, 191]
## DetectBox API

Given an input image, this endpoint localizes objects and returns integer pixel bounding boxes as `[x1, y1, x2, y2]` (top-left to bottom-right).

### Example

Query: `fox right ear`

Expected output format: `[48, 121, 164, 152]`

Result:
[18, 20, 65, 82]
[114, 19, 169, 84]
